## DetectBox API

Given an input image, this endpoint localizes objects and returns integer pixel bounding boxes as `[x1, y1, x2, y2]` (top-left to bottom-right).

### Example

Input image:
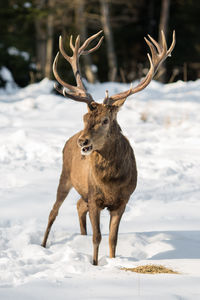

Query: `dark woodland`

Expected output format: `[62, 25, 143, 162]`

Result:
[0, 0, 200, 87]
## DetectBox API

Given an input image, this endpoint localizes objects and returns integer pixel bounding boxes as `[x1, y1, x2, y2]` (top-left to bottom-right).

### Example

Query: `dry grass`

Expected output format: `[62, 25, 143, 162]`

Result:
[121, 264, 179, 274]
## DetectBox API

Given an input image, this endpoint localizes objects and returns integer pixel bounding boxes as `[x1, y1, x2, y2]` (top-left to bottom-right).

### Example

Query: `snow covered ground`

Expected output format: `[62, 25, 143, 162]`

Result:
[0, 78, 200, 299]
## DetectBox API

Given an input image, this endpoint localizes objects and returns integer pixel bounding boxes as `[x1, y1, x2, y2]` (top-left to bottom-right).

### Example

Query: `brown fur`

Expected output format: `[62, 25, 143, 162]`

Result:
[41, 102, 137, 265]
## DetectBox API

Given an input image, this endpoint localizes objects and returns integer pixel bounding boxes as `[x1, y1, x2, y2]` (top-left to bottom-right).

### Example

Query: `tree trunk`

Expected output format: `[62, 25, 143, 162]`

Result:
[45, 0, 54, 79]
[148, 0, 155, 36]
[75, 0, 96, 83]
[35, 19, 47, 80]
[100, 0, 117, 82]
[34, 0, 47, 80]
[158, 0, 170, 82]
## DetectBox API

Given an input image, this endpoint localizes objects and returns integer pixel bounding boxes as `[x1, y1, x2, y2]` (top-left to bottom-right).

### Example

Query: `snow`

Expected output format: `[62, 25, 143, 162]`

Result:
[0, 66, 18, 94]
[8, 47, 30, 61]
[0, 78, 200, 299]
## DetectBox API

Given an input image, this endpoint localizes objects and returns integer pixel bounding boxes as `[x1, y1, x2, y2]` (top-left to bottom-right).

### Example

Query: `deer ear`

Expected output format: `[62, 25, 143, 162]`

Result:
[111, 98, 126, 108]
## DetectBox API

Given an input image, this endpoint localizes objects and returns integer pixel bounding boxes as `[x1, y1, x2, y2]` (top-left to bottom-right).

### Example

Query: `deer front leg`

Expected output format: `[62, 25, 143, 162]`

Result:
[89, 204, 101, 265]
[77, 198, 88, 235]
[109, 205, 126, 258]
[41, 172, 71, 248]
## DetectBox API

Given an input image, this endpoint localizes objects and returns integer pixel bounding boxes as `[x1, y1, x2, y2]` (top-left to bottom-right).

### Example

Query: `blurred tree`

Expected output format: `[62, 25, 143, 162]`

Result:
[158, 0, 171, 82]
[100, 0, 117, 81]
[159, 0, 170, 42]
[45, 0, 55, 79]
[75, 0, 97, 83]
[34, 0, 47, 80]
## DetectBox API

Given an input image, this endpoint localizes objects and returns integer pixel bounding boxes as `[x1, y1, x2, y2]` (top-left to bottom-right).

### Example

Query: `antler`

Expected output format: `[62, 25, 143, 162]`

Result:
[53, 30, 104, 105]
[104, 30, 176, 105]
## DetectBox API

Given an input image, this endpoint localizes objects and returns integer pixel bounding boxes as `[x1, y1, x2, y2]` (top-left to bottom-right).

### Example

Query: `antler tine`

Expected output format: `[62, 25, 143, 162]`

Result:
[59, 36, 71, 63]
[144, 31, 167, 73]
[52, 31, 104, 105]
[105, 31, 175, 105]
[58, 37, 84, 90]
[147, 34, 161, 53]
[54, 82, 65, 95]
[82, 36, 104, 56]
[62, 88, 94, 103]
[69, 35, 75, 52]
[161, 30, 167, 53]
[53, 52, 77, 92]
[75, 35, 81, 56]
[167, 30, 176, 56]
[54, 82, 93, 104]
[104, 53, 153, 105]
[144, 37, 157, 63]
[79, 30, 103, 54]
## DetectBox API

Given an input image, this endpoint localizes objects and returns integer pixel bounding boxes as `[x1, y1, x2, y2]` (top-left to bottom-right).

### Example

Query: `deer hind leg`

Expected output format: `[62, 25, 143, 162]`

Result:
[89, 204, 101, 265]
[41, 171, 72, 248]
[109, 205, 126, 258]
[77, 198, 88, 235]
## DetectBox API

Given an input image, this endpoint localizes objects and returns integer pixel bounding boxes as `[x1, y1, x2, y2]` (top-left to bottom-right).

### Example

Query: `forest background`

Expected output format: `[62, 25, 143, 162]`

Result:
[0, 0, 200, 88]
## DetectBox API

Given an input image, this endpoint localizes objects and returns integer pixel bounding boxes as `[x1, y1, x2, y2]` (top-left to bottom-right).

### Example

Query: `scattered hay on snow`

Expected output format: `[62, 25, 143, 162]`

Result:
[121, 265, 179, 274]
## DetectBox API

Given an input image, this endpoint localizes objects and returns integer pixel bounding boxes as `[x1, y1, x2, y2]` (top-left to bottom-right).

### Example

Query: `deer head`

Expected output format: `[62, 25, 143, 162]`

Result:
[53, 30, 176, 155]
[77, 102, 121, 155]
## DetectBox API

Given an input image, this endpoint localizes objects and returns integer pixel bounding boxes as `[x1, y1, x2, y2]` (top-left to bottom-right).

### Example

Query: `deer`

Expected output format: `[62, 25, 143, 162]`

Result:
[41, 30, 175, 265]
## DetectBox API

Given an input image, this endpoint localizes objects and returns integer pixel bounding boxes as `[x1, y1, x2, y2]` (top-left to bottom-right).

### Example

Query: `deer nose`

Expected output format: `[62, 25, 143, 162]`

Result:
[78, 137, 90, 147]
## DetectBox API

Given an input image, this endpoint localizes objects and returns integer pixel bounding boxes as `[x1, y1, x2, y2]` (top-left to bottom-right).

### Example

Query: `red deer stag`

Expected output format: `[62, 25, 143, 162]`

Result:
[42, 30, 175, 265]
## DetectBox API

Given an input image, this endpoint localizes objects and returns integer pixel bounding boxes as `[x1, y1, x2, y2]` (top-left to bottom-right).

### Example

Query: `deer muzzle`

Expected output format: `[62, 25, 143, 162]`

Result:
[78, 137, 93, 156]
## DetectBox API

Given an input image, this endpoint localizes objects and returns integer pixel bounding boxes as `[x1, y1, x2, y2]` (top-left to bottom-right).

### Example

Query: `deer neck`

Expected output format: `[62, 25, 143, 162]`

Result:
[90, 122, 128, 182]
[94, 120, 121, 159]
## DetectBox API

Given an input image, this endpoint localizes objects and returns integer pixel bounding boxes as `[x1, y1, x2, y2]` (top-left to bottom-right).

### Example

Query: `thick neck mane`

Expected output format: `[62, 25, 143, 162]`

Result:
[90, 120, 133, 184]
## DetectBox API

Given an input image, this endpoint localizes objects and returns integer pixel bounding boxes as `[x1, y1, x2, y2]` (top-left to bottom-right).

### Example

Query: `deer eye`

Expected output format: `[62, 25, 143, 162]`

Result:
[102, 118, 109, 125]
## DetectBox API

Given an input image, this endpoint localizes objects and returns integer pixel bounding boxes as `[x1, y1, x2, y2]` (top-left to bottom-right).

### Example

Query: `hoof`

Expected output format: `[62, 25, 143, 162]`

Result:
[93, 260, 98, 266]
